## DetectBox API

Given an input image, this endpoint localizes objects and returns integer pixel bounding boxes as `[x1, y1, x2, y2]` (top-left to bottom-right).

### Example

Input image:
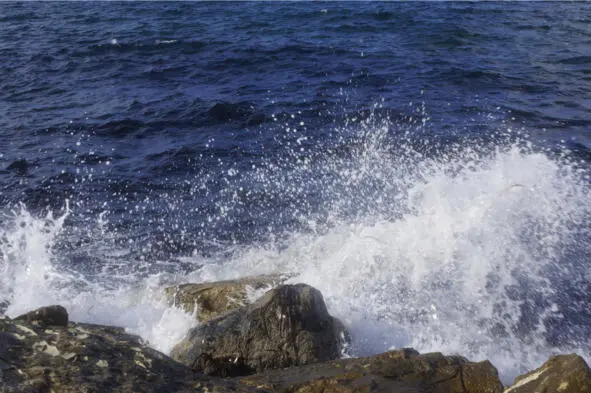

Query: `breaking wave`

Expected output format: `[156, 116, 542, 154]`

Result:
[1, 112, 590, 383]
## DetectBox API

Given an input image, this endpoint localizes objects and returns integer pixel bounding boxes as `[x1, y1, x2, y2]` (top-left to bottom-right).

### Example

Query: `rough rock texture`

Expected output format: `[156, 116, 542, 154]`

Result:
[14, 305, 69, 327]
[239, 348, 504, 393]
[165, 274, 289, 323]
[3, 299, 588, 393]
[171, 284, 348, 376]
[504, 354, 591, 393]
[0, 313, 244, 393]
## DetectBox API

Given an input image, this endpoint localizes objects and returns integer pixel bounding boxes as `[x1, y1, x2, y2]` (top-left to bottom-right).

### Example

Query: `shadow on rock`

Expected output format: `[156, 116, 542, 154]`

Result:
[170, 284, 349, 376]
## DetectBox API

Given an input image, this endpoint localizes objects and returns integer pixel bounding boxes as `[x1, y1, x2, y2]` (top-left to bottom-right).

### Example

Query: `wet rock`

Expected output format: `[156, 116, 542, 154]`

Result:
[239, 348, 504, 393]
[463, 360, 505, 393]
[15, 305, 69, 327]
[165, 274, 289, 323]
[0, 308, 246, 393]
[171, 284, 347, 376]
[504, 354, 591, 393]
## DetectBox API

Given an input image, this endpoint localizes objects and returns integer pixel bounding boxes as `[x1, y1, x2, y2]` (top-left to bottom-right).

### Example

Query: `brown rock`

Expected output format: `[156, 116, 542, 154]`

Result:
[171, 284, 348, 376]
[504, 354, 591, 393]
[165, 274, 290, 322]
[14, 305, 69, 326]
[239, 348, 504, 393]
[463, 360, 504, 393]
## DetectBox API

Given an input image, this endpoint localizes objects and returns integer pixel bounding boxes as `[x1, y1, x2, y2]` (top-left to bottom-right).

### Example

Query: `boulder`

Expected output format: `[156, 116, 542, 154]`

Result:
[171, 284, 348, 376]
[14, 305, 69, 327]
[504, 354, 591, 393]
[165, 274, 289, 323]
[239, 348, 504, 393]
[0, 309, 246, 393]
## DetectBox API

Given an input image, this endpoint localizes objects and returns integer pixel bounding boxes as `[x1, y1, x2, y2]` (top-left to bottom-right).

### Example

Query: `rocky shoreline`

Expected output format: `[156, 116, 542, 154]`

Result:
[1, 276, 590, 393]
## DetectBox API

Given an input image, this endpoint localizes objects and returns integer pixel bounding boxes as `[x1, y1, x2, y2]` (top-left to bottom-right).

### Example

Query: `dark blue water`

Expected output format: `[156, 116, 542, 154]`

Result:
[1, 2, 590, 381]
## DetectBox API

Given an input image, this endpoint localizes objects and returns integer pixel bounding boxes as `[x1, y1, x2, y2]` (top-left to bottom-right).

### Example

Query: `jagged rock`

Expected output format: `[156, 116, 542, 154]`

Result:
[239, 348, 504, 393]
[165, 274, 289, 323]
[14, 305, 69, 327]
[171, 284, 348, 376]
[504, 354, 591, 393]
[0, 310, 247, 393]
[0, 303, 512, 393]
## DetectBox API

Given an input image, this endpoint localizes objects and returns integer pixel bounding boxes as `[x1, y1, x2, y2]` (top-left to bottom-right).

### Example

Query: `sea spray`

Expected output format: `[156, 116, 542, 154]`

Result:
[0, 202, 196, 354]
[0, 113, 589, 383]
[0, 202, 72, 313]
[190, 116, 591, 382]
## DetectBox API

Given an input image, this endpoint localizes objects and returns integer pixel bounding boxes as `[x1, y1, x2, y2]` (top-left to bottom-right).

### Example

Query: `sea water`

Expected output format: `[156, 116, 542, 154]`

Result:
[1, 2, 590, 384]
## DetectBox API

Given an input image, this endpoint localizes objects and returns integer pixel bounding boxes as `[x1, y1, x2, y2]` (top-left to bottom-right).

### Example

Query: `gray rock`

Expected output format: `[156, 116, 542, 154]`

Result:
[171, 284, 348, 376]
[14, 305, 68, 327]
[165, 274, 289, 323]
[504, 354, 591, 393]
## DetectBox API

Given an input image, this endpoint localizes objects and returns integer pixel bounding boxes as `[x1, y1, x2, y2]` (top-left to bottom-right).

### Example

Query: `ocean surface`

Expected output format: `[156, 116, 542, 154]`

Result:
[1, 1, 591, 382]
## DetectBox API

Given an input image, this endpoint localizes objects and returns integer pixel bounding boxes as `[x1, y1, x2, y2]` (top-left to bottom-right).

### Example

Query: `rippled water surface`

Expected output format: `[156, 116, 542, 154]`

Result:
[1, 2, 590, 382]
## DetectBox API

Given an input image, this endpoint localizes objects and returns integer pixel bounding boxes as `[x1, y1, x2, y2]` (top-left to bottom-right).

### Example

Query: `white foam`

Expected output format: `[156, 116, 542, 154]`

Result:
[0, 120, 589, 384]
[187, 138, 591, 382]
[0, 203, 72, 312]
[155, 39, 177, 45]
[0, 204, 196, 354]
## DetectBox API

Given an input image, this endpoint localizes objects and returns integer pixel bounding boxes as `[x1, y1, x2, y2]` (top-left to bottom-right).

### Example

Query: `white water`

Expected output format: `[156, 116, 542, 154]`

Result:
[0, 204, 196, 354]
[1, 122, 590, 383]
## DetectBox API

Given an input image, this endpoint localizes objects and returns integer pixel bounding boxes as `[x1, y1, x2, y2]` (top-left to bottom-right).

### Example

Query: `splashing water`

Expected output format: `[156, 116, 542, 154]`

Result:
[0, 203, 196, 354]
[189, 114, 591, 382]
[225, 146, 590, 379]
[0, 202, 72, 313]
[0, 111, 590, 383]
